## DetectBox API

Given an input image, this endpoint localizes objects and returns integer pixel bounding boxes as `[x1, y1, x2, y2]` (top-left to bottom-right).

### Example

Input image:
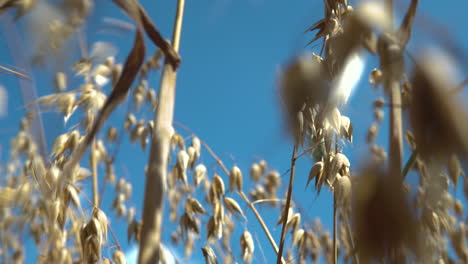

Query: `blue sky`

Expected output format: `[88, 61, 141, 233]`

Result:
[1, 0, 468, 263]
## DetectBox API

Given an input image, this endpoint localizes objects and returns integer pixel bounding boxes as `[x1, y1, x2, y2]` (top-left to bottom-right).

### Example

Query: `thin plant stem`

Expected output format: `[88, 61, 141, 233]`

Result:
[385, 0, 394, 26]
[388, 79, 403, 178]
[333, 139, 339, 264]
[402, 149, 417, 180]
[276, 144, 298, 264]
[139, 1, 185, 263]
[91, 140, 99, 208]
[0, 64, 30, 79]
[252, 198, 285, 206]
[333, 194, 337, 264]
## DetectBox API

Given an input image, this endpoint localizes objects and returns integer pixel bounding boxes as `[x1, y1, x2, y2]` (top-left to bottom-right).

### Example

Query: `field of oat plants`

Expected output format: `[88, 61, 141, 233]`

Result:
[1, 0, 468, 263]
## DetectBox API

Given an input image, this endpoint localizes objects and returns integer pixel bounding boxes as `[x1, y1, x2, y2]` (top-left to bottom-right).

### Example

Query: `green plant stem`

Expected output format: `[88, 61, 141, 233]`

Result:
[276, 144, 298, 264]
[402, 150, 417, 180]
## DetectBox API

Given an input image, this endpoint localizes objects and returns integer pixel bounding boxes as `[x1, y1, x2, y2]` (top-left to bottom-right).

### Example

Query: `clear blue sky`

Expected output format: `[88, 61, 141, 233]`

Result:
[1, 0, 468, 263]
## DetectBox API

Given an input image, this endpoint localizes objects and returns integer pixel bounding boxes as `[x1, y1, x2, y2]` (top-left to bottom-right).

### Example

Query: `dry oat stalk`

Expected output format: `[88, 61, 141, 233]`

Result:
[139, 0, 185, 263]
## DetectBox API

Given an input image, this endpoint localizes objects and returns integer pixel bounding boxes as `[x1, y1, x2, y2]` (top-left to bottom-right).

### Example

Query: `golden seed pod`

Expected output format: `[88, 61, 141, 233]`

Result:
[229, 165, 243, 192]
[223, 197, 245, 219]
[124, 113, 136, 131]
[258, 160, 267, 174]
[201, 245, 218, 264]
[369, 69, 383, 89]
[127, 206, 135, 223]
[194, 164, 207, 186]
[130, 120, 145, 143]
[293, 228, 305, 248]
[57, 93, 77, 123]
[105, 163, 116, 184]
[116, 203, 127, 218]
[370, 144, 387, 162]
[286, 213, 301, 234]
[340, 115, 353, 143]
[307, 161, 324, 189]
[240, 231, 254, 264]
[123, 182, 132, 201]
[177, 150, 189, 184]
[187, 146, 197, 169]
[106, 127, 118, 142]
[448, 154, 463, 187]
[277, 206, 294, 226]
[374, 109, 384, 122]
[93, 207, 108, 243]
[335, 175, 352, 209]
[66, 184, 81, 208]
[266, 170, 281, 188]
[185, 197, 207, 215]
[454, 200, 463, 217]
[191, 137, 201, 155]
[133, 90, 144, 110]
[54, 72, 67, 92]
[51, 132, 70, 158]
[250, 163, 261, 182]
[112, 250, 126, 264]
[92, 64, 112, 86]
[212, 174, 225, 199]
[367, 123, 378, 143]
[373, 97, 385, 108]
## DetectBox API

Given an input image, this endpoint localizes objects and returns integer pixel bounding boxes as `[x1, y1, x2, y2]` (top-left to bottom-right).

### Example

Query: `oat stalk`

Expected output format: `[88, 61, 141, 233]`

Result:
[276, 144, 298, 264]
[333, 193, 337, 264]
[91, 140, 99, 207]
[0, 64, 29, 79]
[138, 0, 185, 263]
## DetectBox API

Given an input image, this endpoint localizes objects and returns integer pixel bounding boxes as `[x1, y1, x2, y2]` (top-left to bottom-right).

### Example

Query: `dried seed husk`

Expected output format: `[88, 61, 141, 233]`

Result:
[335, 175, 351, 210]
[240, 231, 254, 264]
[285, 213, 301, 234]
[194, 164, 207, 186]
[367, 123, 378, 143]
[212, 174, 225, 199]
[293, 228, 305, 248]
[112, 249, 126, 264]
[229, 165, 243, 192]
[54, 72, 67, 92]
[340, 115, 353, 143]
[448, 154, 463, 187]
[201, 245, 218, 264]
[223, 197, 245, 219]
[307, 161, 324, 189]
[250, 163, 261, 182]
[186, 197, 207, 215]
